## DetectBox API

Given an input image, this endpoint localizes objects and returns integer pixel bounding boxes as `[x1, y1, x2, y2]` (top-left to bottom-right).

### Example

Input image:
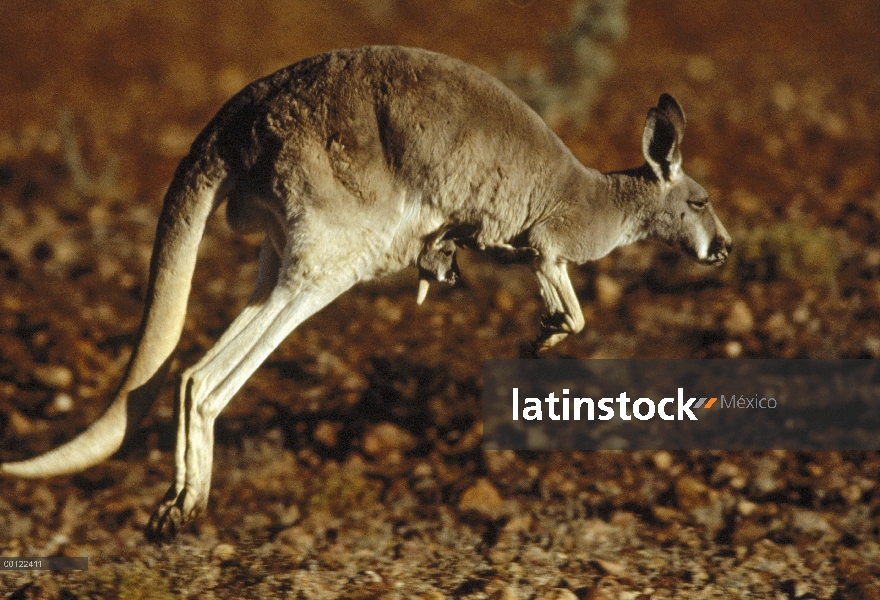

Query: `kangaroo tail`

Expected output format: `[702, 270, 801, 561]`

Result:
[1, 152, 229, 478]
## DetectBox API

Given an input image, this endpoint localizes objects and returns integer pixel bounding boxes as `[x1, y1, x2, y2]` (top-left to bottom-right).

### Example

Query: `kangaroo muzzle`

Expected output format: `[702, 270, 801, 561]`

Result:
[704, 234, 732, 266]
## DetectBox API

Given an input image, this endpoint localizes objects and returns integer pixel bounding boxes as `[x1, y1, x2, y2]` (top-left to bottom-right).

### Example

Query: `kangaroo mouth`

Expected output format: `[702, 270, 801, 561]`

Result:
[701, 247, 730, 266]
[697, 236, 732, 266]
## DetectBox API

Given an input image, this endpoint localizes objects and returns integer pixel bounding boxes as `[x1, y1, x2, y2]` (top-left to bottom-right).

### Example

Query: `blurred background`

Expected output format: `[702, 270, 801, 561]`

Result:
[2, 0, 878, 364]
[1, 1, 879, 597]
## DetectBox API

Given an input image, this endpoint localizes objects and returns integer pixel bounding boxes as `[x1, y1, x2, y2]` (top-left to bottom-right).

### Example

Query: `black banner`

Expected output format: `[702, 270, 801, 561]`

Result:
[482, 360, 880, 450]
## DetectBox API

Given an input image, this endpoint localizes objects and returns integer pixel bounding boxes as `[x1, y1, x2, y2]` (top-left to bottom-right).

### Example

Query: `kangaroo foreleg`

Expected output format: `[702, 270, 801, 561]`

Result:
[524, 259, 585, 357]
[483, 243, 540, 265]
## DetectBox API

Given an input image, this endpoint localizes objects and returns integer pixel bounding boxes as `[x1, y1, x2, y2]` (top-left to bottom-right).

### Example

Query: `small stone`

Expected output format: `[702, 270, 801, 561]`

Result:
[276, 525, 315, 553]
[723, 300, 754, 335]
[862, 337, 880, 358]
[711, 461, 740, 483]
[652, 505, 682, 523]
[594, 273, 622, 309]
[675, 476, 714, 510]
[791, 510, 831, 535]
[412, 462, 432, 478]
[362, 570, 383, 583]
[278, 504, 301, 527]
[374, 296, 403, 323]
[8, 408, 36, 435]
[32, 364, 74, 389]
[737, 500, 758, 517]
[212, 543, 236, 562]
[43, 393, 75, 417]
[489, 586, 519, 600]
[536, 589, 578, 600]
[459, 478, 504, 519]
[485, 449, 518, 475]
[724, 340, 743, 357]
[494, 289, 514, 312]
[594, 559, 626, 577]
[733, 520, 767, 547]
[362, 423, 417, 457]
[313, 420, 341, 447]
[841, 484, 863, 504]
[584, 582, 626, 600]
[53, 393, 73, 412]
[791, 305, 810, 324]
[504, 514, 532, 533]
[653, 450, 674, 471]
[763, 312, 792, 341]
[772, 82, 797, 111]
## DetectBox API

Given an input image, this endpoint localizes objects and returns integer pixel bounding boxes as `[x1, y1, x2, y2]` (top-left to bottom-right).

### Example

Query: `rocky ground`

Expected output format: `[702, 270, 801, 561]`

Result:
[1, 0, 879, 598]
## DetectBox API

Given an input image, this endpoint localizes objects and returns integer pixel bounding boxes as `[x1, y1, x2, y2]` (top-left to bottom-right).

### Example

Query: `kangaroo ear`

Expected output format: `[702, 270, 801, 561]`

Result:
[642, 94, 686, 182]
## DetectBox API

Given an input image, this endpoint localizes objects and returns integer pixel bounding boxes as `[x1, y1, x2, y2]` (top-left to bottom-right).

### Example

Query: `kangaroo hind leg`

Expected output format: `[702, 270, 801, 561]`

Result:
[156, 236, 280, 539]
[147, 236, 363, 540]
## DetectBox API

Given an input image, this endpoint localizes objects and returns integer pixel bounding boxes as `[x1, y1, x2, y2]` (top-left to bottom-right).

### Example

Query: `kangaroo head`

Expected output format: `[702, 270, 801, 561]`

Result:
[642, 94, 731, 266]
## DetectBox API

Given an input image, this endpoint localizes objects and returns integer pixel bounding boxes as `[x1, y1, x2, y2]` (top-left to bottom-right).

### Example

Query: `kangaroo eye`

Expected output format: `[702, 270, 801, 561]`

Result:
[688, 198, 709, 210]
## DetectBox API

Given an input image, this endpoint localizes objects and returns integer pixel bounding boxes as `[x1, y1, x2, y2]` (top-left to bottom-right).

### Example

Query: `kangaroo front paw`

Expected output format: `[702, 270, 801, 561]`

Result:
[146, 488, 203, 542]
[522, 313, 572, 356]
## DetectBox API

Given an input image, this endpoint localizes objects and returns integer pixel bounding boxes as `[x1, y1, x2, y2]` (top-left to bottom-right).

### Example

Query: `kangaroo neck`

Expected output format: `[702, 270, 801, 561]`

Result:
[533, 164, 648, 265]
[602, 165, 658, 241]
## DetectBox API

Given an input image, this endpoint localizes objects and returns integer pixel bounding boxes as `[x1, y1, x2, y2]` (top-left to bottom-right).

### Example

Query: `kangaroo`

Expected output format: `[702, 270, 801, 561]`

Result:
[416, 236, 460, 305]
[0, 46, 731, 539]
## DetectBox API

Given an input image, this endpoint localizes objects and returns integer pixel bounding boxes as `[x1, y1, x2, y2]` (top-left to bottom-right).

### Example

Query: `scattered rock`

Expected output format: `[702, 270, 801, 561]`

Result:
[459, 478, 504, 519]
[494, 288, 515, 312]
[275, 525, 316, 554]
[594, 559, 626, 577]
[584, 580, 627, 600]
[273, 504, 300, 529]
[7, 407, 37, 435]
[594, 273, 623, 309]
[212, 543, 236, 562]
[737, 500, 758, 517]
[723, 299, 754, 335]
[763, 312, 793, 341]
[651, 505, 682, 524]
[489, 587, 520, 600]
[362, 422, 417, 457]
[535, 588, 578, 600]
[791, 510, 831, 536]
[652, 450, 674, 471]
[313, 420, 342, 447]
[31, 364, 74, 389]
[675, 476, 716, 511]
[733, 520, 769, 547]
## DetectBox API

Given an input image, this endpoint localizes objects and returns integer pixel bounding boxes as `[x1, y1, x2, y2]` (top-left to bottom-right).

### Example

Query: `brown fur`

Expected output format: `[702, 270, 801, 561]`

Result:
[1, 47, 731, 540]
